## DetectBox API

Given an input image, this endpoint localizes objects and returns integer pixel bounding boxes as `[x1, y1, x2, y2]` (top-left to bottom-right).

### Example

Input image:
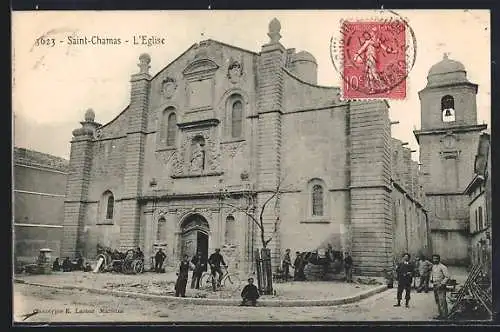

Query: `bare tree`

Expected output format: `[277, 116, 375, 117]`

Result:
[216, 179, 283, 249]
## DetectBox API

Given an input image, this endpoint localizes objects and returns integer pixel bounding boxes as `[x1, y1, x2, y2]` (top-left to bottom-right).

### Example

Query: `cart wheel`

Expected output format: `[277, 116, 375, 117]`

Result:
[122, 260, 131, 274]
[133, 260, 144, 274]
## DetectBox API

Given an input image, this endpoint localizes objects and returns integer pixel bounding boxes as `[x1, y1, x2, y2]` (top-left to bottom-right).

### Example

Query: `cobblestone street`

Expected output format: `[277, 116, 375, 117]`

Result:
[14, 283, 443, 322]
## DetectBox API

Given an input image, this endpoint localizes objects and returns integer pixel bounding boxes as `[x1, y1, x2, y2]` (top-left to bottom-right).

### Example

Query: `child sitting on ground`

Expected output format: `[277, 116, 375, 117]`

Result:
[240, 277, 260, 306]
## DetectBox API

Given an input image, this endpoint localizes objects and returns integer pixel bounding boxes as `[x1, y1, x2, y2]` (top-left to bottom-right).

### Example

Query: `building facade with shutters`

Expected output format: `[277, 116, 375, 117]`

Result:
[62, 18, 430, 276]
[13, 147, 69, 264]
[464, 133, 491, 268]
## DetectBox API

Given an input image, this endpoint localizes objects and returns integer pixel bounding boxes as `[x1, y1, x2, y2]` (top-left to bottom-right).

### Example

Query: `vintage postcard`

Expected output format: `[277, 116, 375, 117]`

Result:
[12, 9, 492, 323]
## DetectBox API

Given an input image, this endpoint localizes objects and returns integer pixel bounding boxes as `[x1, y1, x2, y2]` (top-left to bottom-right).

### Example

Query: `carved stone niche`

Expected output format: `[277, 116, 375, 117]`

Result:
[227, 60, 243, 84]
[439, 133, 460, 159]
[171, 120, 223, 178]
[161, 77, 177, 99]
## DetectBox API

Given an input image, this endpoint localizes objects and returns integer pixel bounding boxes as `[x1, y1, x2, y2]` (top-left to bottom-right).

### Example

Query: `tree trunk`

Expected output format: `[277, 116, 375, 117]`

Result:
[254, 248, 273, 295]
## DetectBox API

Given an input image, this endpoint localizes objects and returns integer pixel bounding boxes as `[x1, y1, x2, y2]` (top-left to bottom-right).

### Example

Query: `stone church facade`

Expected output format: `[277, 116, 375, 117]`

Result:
[62, 18, 431, 277]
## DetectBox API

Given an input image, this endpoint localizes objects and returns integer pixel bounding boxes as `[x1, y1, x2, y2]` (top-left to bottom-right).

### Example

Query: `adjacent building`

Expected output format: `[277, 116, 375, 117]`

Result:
[414, 54, 488, 266]
[13, 147, 69, 264]
[62, 18, 430, 277]
[464, 133, 491, 268]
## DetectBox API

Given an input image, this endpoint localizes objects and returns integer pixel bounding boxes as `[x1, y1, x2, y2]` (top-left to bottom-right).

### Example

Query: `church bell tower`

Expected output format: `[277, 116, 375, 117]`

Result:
[414, 53, 487, 265]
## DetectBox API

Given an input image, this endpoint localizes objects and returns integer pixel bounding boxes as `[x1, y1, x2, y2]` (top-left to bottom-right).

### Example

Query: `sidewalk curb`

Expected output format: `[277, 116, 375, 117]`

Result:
[14, 278, 388, 307]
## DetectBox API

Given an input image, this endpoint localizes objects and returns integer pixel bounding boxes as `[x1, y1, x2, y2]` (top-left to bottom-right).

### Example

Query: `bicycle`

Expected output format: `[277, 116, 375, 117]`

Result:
[200, 266, 241, 292]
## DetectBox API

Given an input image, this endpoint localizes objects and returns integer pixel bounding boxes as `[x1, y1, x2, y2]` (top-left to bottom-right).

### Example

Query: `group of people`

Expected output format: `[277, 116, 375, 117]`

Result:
[174, 248, 227, 297]
[172, 248, 260, 307]
[52, 254, 92, 272]
[394, 253, 451, 320]
[281, 248, 354, 283]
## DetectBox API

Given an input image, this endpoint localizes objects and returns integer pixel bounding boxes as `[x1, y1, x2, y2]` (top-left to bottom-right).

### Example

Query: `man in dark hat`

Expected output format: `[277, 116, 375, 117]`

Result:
[240, 277, 260, 306]
[394, 253, 415, 308]
[175, 254, 191, 297]
[52, 257, 61, 272]
[154, 248, 166, 273]
[208, 248, 227, 288]
[293, 251, 306, 281]
[191, 252, 206, 289]
[282, 249, 292, 282]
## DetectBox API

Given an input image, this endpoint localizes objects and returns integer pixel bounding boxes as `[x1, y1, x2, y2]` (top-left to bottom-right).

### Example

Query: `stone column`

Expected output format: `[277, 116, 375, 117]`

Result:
[256, 18, 285, 268]
[120, 54, 151, 250]
[61, 109, 99, 258]
[142, 203, 154, 270]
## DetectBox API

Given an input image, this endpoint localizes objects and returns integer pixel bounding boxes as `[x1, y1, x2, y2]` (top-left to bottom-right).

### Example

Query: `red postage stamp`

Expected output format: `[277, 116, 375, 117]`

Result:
[341, 20, 407, 100]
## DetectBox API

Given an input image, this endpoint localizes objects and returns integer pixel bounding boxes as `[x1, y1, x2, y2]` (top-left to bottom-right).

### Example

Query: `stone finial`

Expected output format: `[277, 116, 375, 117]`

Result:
[84, 108, 95, 122]
[73, 108, 100, 137]
[268, 18, 282, 43]
[138, 53, 151, 74]
[443, 52, 449, 60]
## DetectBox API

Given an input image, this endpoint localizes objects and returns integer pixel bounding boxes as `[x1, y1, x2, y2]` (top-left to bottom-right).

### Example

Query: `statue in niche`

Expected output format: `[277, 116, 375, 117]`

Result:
[190, 136, 206, 172]
[228, 61, 243, 84]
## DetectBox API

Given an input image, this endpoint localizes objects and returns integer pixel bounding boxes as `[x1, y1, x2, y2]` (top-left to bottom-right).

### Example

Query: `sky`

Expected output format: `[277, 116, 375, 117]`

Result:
[12, 10, 490, 160]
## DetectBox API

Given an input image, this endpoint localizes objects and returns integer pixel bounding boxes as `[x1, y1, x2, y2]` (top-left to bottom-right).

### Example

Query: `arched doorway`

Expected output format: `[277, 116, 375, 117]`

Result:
[180, 214, 209, 269]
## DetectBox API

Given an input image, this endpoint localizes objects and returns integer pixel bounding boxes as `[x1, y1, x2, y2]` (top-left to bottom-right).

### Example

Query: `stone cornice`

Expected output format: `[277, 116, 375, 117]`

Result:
[413, 124, 487, 143]
[418, 81, 478, 94]
[138, 189, 255, 202]
[177, 118, 220, 130]
[171, 171, 224, 179]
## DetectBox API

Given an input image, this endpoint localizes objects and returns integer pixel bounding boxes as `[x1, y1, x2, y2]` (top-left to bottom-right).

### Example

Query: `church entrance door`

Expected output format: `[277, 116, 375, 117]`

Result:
[180, 214, 209, 269]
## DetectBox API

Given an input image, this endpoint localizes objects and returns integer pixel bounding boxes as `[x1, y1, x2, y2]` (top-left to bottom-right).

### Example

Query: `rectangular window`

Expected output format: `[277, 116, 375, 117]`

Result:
[478, 206, 483, 230]
[475, 209, 478, 232]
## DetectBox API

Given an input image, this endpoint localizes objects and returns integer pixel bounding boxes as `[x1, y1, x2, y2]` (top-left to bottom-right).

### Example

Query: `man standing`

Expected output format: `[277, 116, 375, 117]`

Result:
[136, 247, 144, 261]
[417, 255, 432, 293]
[240, 277, 260, 306]
[154, 248, 166, 273]
[293, 251, 306, 281]
[175, 254, 191, 297]
[344, 252, 353, 283]
[431, 254, 450, 319]
[208, 248, 227, 288]
[191, 253, 206, 289]
[282, 249, 292, 282]
[52, 257, 61, 272]
[394, 253, 415, 308]
[62, 257, 71, 272]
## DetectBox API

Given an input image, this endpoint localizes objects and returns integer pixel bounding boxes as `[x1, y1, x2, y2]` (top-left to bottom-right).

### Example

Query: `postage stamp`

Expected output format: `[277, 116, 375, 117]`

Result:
[330, 10, 417, 101]
[341, 20, 407, 100]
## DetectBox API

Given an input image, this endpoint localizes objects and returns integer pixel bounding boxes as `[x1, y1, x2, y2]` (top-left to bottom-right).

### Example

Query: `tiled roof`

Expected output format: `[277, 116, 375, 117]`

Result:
[14, 147, 69, 173]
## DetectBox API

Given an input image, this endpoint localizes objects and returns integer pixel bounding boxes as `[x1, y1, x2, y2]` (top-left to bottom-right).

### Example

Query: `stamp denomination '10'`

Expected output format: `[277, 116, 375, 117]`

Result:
[341, 20, 407, 100]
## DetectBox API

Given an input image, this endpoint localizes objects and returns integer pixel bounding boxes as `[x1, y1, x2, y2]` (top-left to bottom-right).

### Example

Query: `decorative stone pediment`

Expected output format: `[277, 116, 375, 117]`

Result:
[182, 58, 219, 79]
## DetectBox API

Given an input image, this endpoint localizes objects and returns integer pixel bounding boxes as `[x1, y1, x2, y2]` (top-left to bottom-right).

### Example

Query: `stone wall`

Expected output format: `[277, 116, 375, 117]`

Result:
[348, 100, 392, 277]
[14, 159, 68, 263]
